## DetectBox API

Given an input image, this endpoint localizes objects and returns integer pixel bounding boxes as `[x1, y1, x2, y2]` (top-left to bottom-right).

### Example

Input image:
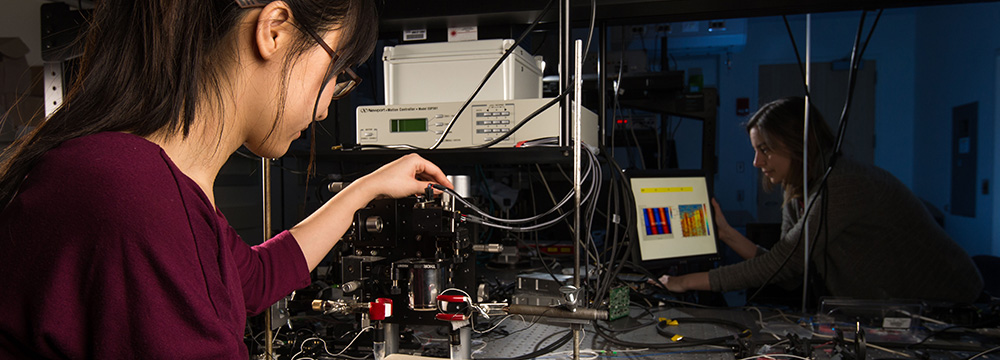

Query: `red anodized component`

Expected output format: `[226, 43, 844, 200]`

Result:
[370, 298, 393, 320]
[435, 313, 467, 321]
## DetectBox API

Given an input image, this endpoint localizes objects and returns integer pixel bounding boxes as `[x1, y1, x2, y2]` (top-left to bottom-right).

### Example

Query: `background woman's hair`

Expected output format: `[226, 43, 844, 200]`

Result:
[744, 96, 835, 201]
[0, 0, 378, 208]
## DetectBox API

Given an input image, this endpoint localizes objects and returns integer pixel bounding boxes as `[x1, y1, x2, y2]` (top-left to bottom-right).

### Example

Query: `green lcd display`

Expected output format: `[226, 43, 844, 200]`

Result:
[391, 118, 427, 132]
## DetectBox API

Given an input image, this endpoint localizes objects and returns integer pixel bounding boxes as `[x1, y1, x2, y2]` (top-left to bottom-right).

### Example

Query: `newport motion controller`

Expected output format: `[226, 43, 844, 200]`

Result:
[356, 98, 598, 149]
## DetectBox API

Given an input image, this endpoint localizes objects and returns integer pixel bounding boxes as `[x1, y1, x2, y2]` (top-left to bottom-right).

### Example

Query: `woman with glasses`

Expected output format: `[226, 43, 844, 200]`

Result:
[0, 0, 450, 358]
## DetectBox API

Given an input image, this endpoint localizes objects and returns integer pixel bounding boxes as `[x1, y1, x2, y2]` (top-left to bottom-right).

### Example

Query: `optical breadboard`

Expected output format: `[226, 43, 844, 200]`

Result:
[356, 98, 598, 149]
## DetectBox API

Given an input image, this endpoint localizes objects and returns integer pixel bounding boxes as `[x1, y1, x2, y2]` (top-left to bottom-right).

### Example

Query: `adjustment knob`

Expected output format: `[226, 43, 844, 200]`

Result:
[365, 216, 383, 233]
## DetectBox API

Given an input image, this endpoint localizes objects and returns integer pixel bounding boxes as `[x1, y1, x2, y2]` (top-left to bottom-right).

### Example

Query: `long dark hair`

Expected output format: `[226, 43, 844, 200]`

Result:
[745, 97, 835, 201]
[0, 0, 378, 207]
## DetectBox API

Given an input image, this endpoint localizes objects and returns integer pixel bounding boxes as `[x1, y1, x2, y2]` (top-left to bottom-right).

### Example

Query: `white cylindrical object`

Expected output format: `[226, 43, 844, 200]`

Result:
[373, 342, 385, 360]
[447, 175, 471, 198]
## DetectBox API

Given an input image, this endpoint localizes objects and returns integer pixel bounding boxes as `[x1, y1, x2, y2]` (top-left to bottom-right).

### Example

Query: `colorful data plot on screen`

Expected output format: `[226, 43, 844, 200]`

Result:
[642, 207, 673, 237]
[679, 204, 709, 237]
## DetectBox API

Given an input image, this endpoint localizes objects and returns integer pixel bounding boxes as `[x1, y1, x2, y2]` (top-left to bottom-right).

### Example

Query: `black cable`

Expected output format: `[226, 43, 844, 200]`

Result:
[431, 0, 557, 149]
[600, 304, 659, 333]
[593, 151, 636, 306]
[654, 317, 752, 344]
[473, 330, 573, 360]
[470, 90, 569, 149]
[966, 345, 1000, 360]
[831, 11, 868, 159]
[857, 10, 883, 61]
[592, 318, 742, 349]
[600, 137, 630, 293]
[745, 10, 884, 306]
[531, 31, 548, 55]
[817, 182, 831, 296]
[609, 27, 627, 162]
[533, 152, 604, 302]
[781, 15, 829, 172]
[594, 163, 623, 302]
[445, 148, 599, 229]
[745, 166, 833, 304]
[582, 0, 597, 60]
[529, 235, 567, 287]
[594, 175, 614, 298]
[905, 324, 969, 349]
[782, 15, 810, 98]
[766, 14, 863, 308]
[806, 8, 884, 304]
[476, 165, 496, 242]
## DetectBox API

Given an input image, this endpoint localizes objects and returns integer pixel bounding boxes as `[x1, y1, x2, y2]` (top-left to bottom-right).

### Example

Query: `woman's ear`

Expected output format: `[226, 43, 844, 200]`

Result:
[254, 1, 294, 61]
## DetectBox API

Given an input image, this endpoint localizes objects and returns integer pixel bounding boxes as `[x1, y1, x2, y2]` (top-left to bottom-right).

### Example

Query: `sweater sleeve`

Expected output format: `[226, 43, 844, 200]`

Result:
[709, 168, 874, 292]
[227, 228, 312, 315]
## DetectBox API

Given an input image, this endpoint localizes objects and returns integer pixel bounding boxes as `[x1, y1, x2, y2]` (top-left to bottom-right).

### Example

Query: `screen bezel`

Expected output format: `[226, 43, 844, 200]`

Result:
[625, 169, 722, 272]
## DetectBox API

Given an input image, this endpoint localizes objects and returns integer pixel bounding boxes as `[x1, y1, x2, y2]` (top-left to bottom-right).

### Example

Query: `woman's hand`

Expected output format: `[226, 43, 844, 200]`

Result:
[648, 275, 685, 292]
[291, 154, 452, 271]
[711, 198, 736, 240]
[647, 273, 710, 292]
[354, 153, 453, 200]
[711, 198, 758, 260]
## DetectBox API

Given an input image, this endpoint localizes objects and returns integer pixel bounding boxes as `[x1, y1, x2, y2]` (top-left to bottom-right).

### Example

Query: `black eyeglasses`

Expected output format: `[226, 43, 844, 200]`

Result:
[300, 27, 362, 100]
[237, 0, 361, 100]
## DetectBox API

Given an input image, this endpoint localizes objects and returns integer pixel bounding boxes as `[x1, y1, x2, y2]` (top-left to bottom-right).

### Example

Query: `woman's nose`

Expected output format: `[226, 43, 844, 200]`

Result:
[752, 152, 765, 168]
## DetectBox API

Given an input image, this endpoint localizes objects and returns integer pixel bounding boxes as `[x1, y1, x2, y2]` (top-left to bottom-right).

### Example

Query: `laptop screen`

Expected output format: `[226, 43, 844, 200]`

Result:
[629, 171, 719, 262]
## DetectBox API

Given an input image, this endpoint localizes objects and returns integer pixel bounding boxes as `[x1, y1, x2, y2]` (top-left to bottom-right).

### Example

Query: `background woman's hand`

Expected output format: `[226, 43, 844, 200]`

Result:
[711, 198, 735, 238]
[355, 153, 453, 200]
[711, 198, 759, 260]
[648, 275, 686, 292]
[647, 273, 711, 292]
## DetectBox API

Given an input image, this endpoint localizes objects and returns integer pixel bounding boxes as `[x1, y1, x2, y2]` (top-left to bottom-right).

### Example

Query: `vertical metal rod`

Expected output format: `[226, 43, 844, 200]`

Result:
[560, 0, 571, 147]
[459, 326, 472, 360]
[262, 157, 274, 359]
[801, 14, 812, 314]
[598, 22, 607, 149]
[385, 323, 399, 355]
[572, 39, 583, 360]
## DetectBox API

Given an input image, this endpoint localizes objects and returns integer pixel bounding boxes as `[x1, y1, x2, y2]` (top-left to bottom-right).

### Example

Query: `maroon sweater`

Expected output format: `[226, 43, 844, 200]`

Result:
[0, 132, 312, 358]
